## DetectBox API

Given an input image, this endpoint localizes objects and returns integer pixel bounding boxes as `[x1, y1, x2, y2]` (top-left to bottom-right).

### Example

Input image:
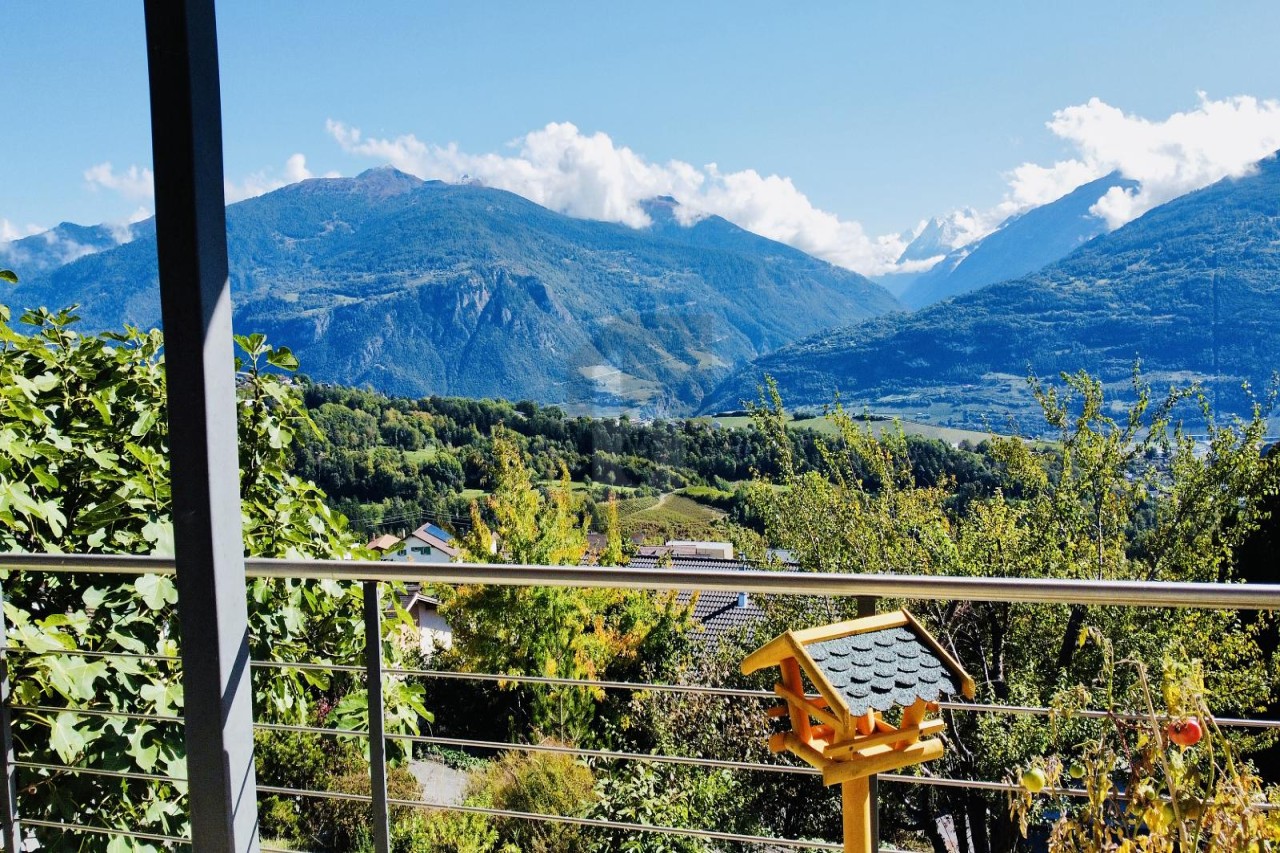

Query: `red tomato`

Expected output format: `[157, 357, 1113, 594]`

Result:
[1168, 718, 1203, 747]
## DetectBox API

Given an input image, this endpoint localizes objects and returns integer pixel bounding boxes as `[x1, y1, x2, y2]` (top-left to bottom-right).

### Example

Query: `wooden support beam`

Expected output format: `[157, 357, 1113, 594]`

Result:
[768, 694, 830, 717]
[900, 698, 928, 728]
[896, 698, 929, 749]
[783, 633, 853, 731]
[774, 682, 844, 732]
[825, 719, 945, 759]
[822, 737, 945, 786]
[856, 709, 877, 735]
[780, 657, 812, 743]
[789, 611, 910, 646]
[777, 731, 833, 771]
[741, 631, 799, 674]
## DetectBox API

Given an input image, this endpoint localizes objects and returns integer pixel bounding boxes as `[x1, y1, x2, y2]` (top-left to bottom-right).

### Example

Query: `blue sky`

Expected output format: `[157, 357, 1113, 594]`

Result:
[5, 2, 1280, 273]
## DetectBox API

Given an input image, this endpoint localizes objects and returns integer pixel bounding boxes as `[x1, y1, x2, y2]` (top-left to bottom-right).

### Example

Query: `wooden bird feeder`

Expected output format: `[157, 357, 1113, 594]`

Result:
[742, 609, 975, 853]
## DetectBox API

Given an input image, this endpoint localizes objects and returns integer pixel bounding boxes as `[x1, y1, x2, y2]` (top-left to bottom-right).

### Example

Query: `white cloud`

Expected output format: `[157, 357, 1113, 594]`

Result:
[328, 119, 910, 274]
[84, 162, 155, 200]
[104, 206, 153, 244]
[896, 93, 1280, 263]
[0, 223, 101, 270]
[2, 207, 148, 273]
[326, 95, 1280, 277]
[676, 165, 903, 272]
[1003, 93, 1280, 229]
[1, 219, 43, 244]
[224, 153, 338, 203]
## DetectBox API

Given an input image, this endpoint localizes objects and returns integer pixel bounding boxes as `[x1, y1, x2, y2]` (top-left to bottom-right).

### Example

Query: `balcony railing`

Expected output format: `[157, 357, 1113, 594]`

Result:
[3, 554, 1278, 851]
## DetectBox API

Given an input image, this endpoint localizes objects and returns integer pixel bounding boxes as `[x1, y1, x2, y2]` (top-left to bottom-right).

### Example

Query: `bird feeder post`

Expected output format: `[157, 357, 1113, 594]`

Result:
[742, 609, 976, 853]
[843, 777, 872, 853]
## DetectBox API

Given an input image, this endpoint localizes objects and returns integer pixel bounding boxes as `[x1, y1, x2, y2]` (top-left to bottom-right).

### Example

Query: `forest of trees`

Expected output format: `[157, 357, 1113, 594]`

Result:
[291, 381, 1011, 547]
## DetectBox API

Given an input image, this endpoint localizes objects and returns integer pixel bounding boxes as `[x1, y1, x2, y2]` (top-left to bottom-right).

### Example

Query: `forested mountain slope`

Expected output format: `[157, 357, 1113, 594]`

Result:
[11, 169, 898, 414]
[706, 154, 1280, 432]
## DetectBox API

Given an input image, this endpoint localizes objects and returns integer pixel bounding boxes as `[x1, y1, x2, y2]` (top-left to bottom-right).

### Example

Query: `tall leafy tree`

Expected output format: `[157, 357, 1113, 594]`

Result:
[441, 428, 683, 744]
[746, 372, 1278, 853]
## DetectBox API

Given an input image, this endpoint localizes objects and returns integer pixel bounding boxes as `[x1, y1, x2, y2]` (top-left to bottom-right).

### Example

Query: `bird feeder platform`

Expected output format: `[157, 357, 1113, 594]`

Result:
[742, 609, 975, 853]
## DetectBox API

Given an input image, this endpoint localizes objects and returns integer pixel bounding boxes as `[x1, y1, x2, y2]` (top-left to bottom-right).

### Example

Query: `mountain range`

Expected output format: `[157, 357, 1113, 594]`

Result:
[6, 169, 898, 415]
[898, 172, 1137, 309]
[704, 153, 1280, 432]
[0, 221, 150, 278]
[9, 152, 1280, 432]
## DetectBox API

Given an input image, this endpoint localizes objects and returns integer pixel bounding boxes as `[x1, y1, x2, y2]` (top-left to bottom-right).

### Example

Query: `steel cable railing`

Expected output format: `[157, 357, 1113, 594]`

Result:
[18, 703, 1261, 801]
[13, 646, 1280, 731]
[254, 783, 848, 851]
[13, 760, 183, 786]
[5, 554, 1280, 851]
[15, 707, 1277, 807]
[19, 818, 188, 846]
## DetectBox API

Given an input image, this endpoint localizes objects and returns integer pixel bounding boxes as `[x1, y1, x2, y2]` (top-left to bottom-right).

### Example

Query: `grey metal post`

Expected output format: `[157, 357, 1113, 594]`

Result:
[142, 2, 261, 850]
[857, 595, 879, 853]
[363, 581, 391, 853]
[0, 582, 22, 852]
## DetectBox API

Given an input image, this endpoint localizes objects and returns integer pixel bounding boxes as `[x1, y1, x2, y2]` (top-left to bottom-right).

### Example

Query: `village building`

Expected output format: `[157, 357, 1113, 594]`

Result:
[368, 522, 460, 564]
[368, 523, 462, 655]
[394, 583, 453, 656]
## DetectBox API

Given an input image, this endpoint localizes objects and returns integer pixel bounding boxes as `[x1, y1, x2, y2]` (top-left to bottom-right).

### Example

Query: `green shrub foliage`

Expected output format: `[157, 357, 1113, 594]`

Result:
[0, 305, 427, 849]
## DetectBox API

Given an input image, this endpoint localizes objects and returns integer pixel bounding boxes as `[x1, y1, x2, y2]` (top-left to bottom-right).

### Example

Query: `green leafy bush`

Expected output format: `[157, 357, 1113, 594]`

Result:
[465, 749, 598, 853]
[0, 304, 428, 849]
[401, 809, 499, 853]
[1010, 634, 1280, 851]
[588, 761, 741, 852]
[310, 763, 423, 851]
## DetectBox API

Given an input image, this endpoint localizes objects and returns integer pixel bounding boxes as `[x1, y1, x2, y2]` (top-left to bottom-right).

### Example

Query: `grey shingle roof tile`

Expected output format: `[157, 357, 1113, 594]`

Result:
[807, 627, 960, 716]
[617, 554, 767, 646]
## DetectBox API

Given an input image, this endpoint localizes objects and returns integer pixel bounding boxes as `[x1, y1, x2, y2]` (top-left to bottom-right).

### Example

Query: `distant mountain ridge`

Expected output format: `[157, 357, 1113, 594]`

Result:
[899, 172, 1137, 309]
[0, 221, 151, 278]
[704, 153, 1280, 431]
[896, 214, 974, 265]
[9, 169, 899, 415]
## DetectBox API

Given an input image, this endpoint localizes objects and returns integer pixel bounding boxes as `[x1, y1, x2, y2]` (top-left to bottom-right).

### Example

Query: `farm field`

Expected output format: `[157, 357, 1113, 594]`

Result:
[694, 414, 997, 446]
[615, 493, 725, 542]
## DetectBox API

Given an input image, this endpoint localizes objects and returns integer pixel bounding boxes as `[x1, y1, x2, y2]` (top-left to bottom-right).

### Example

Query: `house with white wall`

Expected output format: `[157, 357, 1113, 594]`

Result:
[368, 522, 460, 564]
[369, 523, 460, 655]
[395, 583, 453, 656]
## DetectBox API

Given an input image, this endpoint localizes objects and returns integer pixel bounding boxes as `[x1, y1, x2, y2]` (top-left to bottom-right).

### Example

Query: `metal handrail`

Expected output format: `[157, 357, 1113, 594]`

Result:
[5, 552, 1280, 609]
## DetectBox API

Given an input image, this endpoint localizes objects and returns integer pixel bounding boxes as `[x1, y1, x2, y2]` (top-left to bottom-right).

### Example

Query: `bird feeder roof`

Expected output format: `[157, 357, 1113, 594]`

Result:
[742, 609, 975, 718]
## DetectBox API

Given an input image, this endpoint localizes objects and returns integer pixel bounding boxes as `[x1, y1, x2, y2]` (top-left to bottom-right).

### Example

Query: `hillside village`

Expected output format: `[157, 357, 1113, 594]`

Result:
[371, 522, 771, 656]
